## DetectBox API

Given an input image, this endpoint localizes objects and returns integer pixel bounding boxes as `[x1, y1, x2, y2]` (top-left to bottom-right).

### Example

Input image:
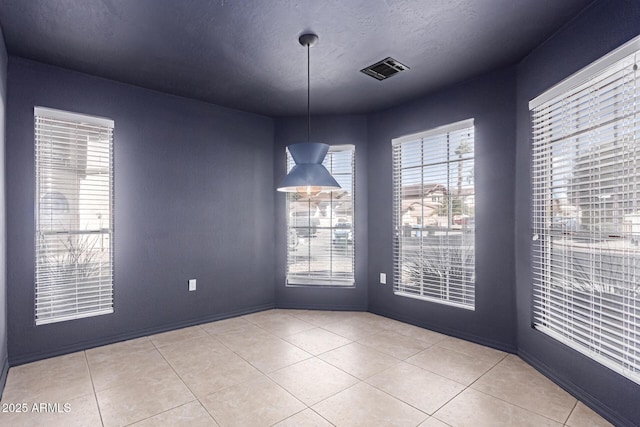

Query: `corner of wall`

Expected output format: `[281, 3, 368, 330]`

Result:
[0, 357, 7, 399]
[0, 21, 8, 399]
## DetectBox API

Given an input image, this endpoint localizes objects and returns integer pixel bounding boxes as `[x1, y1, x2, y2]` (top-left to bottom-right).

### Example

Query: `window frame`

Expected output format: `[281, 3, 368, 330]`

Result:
[529, 35, 640, 385]
[34, 106, 115, 325]
[392, 119, 476, 310]
[285, 144, 355, 287]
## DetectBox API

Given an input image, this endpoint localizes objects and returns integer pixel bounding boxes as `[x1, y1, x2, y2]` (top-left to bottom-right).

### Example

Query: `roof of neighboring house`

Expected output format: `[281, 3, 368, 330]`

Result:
[401, 201, 441, 215]
[401, 183, 448, 199]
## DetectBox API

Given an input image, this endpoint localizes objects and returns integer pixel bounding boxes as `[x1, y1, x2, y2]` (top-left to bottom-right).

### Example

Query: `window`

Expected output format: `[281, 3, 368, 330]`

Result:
[530, 36, 640, 384]
[35, 107, 114, 325]
[286, 145, 355, 286]
[392, 119, 475, 309]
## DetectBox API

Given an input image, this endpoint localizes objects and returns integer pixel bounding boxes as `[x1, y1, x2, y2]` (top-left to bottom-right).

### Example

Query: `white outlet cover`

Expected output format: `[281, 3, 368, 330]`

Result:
[188, 279, 196, 291]
[380, 273, 387, 284]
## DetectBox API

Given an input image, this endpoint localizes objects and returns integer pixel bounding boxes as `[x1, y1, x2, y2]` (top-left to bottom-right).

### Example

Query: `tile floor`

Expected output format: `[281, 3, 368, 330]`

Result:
[0, 309, 614, 427]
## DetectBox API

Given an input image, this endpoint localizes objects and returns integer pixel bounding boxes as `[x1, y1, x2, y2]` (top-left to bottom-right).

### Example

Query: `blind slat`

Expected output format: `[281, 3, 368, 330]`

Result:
[530, 45, 640, 386]
[35, 107, 114, 325]
[392, 120, 475, 310]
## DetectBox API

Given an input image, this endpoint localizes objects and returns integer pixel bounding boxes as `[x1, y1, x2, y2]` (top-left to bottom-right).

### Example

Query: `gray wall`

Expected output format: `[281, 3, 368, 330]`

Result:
[3, 1, 640, 422]
[0, 23, 7, 390]
[6, 58, 276, 364]
[274, 115, 368, 310]
[515, 0, 640, 425]
[366, 66, 518, 352]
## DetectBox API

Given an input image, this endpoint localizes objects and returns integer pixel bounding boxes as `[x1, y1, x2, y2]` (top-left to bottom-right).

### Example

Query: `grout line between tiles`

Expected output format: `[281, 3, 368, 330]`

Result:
[149, 338, 216, 425]
[464, 354, 577, 423]
[308, 406, 338, 427]
[83, 350, 106, 427]
[121, 399, 202, 426]
[465, 352, 510, 389]
[360, 379, 431, 420]
[402, 354, 474, 388]
[471, 387, 570, 425]
[423, 381, 467, 420]
[564, 400, 579, 426]
[430, 414, 455, 427]
[266, 407, 307, 427]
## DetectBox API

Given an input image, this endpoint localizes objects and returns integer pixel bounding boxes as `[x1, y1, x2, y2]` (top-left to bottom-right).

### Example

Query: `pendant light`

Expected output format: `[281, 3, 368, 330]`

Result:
[277, 33, 341, 195]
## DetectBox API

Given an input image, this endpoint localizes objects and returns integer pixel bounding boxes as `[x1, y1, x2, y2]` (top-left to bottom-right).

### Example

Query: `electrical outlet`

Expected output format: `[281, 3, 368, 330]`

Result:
[380, 273, 387, 284]
[188, 278, 196, 291]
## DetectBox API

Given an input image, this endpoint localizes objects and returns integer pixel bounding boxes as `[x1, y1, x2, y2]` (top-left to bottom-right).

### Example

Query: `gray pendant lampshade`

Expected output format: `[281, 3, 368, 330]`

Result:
[277, 142, 341, 192]
[277, 33, 342, 194]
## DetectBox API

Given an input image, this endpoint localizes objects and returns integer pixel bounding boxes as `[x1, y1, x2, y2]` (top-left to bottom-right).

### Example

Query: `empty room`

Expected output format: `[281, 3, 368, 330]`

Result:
[0, 0, 638, 426]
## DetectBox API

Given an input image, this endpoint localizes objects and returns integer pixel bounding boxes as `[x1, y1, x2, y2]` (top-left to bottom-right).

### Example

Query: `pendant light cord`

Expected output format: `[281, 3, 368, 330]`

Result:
[307, 43, 311, 142]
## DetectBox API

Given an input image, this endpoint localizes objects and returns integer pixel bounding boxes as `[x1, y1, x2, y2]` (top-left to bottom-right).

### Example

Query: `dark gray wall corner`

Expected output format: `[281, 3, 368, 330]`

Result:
[5, 58, 276, 364]
[515, 0, 640, 425]
[274, 116, 368, 310]
[0, 22, 8, 397]
[366, 66, 518, 352]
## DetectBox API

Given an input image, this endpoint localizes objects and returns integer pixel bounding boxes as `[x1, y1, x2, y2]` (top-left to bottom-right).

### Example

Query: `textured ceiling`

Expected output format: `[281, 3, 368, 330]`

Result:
[0, 0, 594, 116]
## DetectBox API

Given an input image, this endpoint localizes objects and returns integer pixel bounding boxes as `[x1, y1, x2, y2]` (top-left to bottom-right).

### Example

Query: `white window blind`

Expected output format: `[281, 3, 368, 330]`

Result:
[35, 107, 114, 325]
[530, 35, 640, 385]
[392, 119, 475, 309]
[286, 145, 355, 286]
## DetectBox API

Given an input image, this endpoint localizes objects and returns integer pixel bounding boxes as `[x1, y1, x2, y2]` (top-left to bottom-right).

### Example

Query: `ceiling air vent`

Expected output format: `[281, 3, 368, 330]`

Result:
[361, 57, 409, 81]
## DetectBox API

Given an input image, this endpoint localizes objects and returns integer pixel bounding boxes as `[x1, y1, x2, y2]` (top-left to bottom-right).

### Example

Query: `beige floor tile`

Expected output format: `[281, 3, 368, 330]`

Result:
[85, 337, 155, 361]
[348, 312, 405, 330]
[216, 324, 280, 351]
[3, 312, 613, 427]
[322, 311, 363, 322]
[418, 416, 451, 427]
[274, 409, 333, 426]
[471, 355, 576, 423]
[434, 388, 562, 427]
[366, 362, 465, 414]
[200, 316, 252, 335]
[254, 316, 316, 337]
[131, 401, 218, 426]
[437, 336, 506, 364]
[200, 376, 305, 427]
[149, 325, 209, 348]
[357, 329, 432, 360]
[566, 402, 613, 427]
[87, 348, 173, 392]
[156, 335, 232, 374]
[242, 310, 293, 324]
[96, 370, 194, 427]
[406, 345, 498, 385]
[385, 322, 448, 345]
[0, 393, 102, 427]
[2, 352, 93, 403]
[289, 310, 356, 326]
[321, 318, 384, 341]
[176, 352, 263, 399]
[235, 337, 312, 373]
[312, 382, 428, 427]
[284, 327, 352, 355]
[319, 342, 400, 379]
[269, 358, 358, 405]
